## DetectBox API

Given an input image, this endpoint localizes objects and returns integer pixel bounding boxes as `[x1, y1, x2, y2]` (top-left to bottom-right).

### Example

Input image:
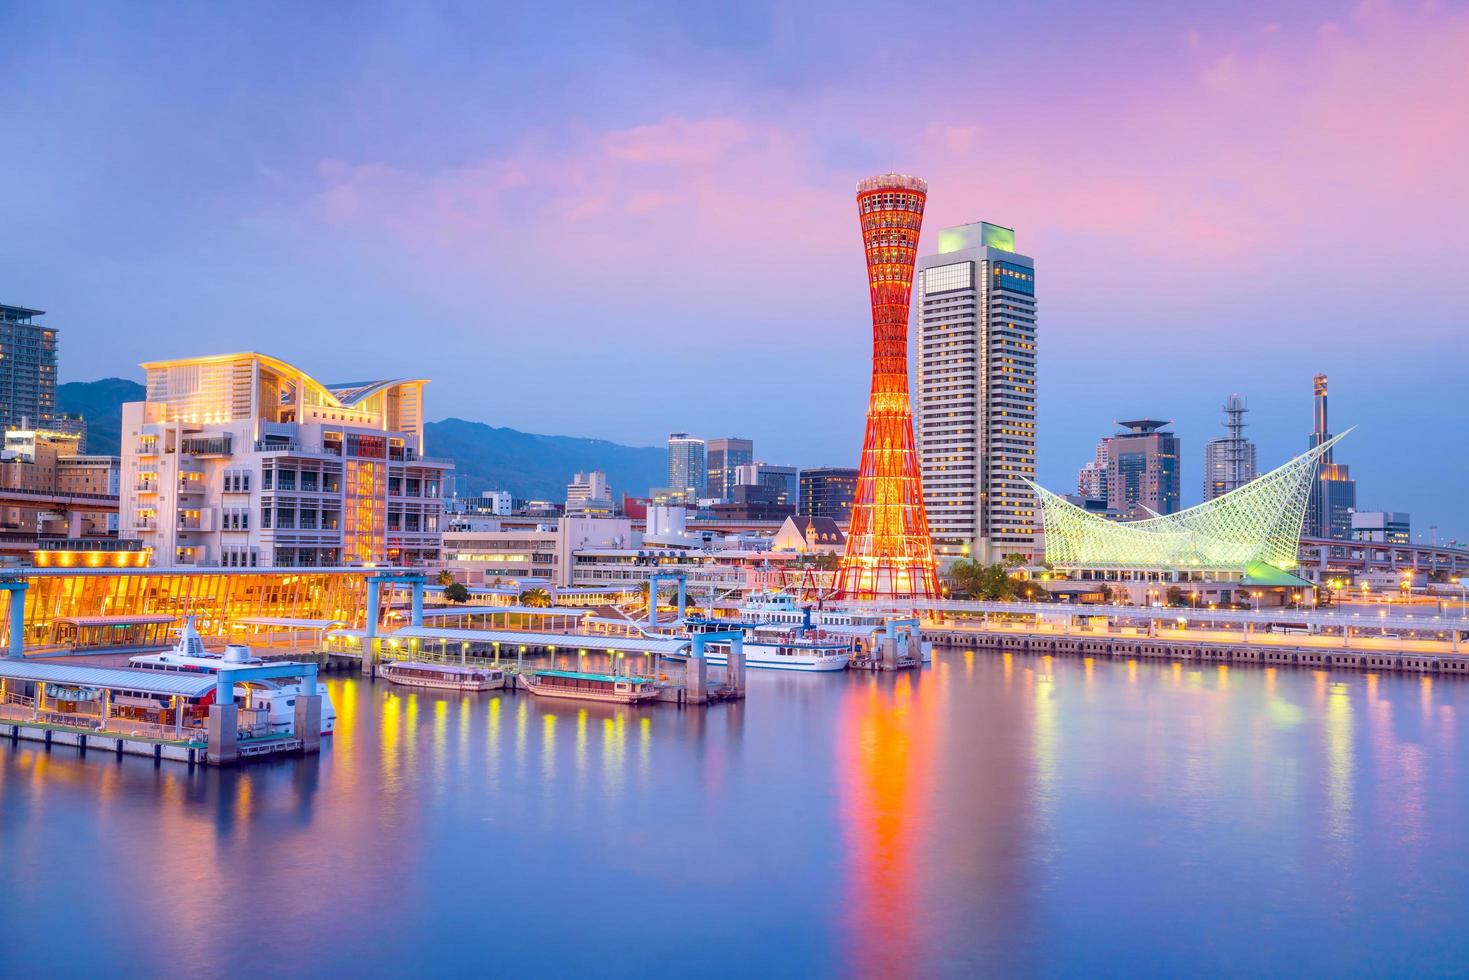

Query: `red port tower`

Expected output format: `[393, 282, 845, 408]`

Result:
[836, 173, 939, 600]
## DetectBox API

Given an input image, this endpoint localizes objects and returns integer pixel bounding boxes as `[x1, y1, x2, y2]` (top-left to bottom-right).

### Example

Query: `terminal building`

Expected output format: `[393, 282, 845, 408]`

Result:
[120, 353, 451, 568]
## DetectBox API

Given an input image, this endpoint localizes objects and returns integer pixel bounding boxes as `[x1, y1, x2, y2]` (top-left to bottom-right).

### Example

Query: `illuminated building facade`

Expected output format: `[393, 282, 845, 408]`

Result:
[1032, 432, 1349, 587]
[6, 566, 378, 651]
[799, 467, 857, 522]
[120, 353, 451, 567]
[915, 221, 1038, 563]
[836, 174, 939, 600]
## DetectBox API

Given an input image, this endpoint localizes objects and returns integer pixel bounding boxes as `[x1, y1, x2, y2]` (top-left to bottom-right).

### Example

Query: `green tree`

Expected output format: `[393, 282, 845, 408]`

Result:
[444, 582, 471, 604]
[519, 587, 552, 608]
[946, 559, 1023, 601]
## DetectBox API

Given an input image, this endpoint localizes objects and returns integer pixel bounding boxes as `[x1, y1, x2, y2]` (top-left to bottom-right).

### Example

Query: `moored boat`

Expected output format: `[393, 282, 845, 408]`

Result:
[379, 661, 506, 692]
[522, 669, 658, 704]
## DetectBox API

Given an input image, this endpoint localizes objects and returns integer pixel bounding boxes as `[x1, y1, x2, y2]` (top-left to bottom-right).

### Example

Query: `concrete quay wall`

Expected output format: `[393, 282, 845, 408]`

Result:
[923, 629, 1469, 676]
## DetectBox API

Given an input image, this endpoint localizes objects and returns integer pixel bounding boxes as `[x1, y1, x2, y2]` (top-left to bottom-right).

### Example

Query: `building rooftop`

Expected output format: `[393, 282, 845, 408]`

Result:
[1116, 419, 1173, 434]
[0, 304, 45, 321]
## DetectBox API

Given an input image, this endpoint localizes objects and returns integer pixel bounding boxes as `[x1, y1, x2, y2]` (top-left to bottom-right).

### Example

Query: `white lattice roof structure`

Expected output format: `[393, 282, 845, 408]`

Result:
[1031, 430, 1351, 572]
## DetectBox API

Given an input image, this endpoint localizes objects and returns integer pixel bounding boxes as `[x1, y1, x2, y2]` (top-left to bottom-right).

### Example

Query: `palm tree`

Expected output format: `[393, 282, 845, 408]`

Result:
[519, 587, 552, 608]
[436, 570, 455, 588]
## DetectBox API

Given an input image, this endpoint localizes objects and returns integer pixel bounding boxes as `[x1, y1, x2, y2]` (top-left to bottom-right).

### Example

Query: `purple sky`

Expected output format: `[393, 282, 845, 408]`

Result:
[2, 1, 1466, 540]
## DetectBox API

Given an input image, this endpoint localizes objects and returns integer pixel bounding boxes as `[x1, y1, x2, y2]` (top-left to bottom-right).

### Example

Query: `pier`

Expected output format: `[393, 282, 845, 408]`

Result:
[923, 626, 1469, 676]
[0, 658, 323, 766]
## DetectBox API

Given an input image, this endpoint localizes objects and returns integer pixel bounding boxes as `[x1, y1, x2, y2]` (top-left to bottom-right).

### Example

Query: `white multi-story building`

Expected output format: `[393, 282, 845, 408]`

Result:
[565, 471, 613, 518]
[914, 221, 1038, 563]
[120, 352, 452, 568]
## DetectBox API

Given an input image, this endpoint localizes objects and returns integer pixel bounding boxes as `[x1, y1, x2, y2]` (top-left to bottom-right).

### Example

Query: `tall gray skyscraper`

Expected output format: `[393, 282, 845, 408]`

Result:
[666, 432, 707, 500]
[914, 221, 1038, 562]
[0, 303, 58, 431]
[706, 437, 753, 502]
[1203, 393, 1257, 500]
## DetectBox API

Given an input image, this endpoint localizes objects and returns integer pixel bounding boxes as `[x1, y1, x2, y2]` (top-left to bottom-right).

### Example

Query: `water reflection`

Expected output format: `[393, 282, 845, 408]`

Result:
[0, 655, 1467, 976]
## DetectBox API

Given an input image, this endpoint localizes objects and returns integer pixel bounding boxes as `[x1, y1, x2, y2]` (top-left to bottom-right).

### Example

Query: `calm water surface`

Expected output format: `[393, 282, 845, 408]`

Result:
[2, 651, 1467, 978]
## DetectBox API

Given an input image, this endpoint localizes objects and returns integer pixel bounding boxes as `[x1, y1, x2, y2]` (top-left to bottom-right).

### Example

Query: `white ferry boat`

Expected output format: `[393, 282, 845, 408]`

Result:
[522, 669, 659, 704]
[670, 619, 855, 672]
[129, 619, 337, 736]
[379, 661, 506, 692]
[683, 592, 932, 667]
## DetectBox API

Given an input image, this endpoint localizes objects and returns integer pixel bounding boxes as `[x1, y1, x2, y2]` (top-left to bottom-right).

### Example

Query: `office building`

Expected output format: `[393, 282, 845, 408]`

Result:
[666, 432, 706, 500]
[1304, 374, 1357, 540]
[565, 471, 613, 518]
[1203, 393, 1258, 501]
[1351, 511, 1410, 544]
[120, 352, 451, 568]
[0, 304, 58, 432]
[799, 467, 858, 523]
[706, 437, 753, 502]
[914, 220, 1038, 563]
[709, 483, 794, 521]
[1105, 419, 1181, 518]
[1077, 437, 1110, 503]
[734, 461, 798, 509]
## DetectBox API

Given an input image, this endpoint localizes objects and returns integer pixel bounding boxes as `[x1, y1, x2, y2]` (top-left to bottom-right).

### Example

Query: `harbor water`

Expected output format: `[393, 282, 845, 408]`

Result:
[2, 650, 1467, 977]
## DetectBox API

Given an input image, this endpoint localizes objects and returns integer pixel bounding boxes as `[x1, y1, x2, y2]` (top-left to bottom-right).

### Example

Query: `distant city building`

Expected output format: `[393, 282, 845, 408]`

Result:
[48, 413, 87, 452]
[666, 432, 706, 500]
[799, 467, 858, 523]
[120, 352, 451, 567]
[565, 470, 613, 518]
[1351, 510, 1410, 544]
[0, 304, 58, 432]
[915, 220, 1038, 562]
[1077, 435, 1110, 502]
[709, 483, 794, 521]
[464, 490, 513, 516]
[1304, 374, 1357, 540]
[1105, 419, 1181, 518]
[1203, 393, 1258, 501]
[0, 427, 118, 539]
[734, 461, 798, 509]
[706, 437, 753, 502]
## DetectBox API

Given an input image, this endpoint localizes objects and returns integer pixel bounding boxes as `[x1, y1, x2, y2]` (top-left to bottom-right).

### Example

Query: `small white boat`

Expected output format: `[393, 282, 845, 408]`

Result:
[379, 661, 506, 692]
[522, 669, 659, 704]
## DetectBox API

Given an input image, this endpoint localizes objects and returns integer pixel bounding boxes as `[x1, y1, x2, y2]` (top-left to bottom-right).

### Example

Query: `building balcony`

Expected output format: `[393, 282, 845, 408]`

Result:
[136, 480, 158, 493]
[134, 441, 160, 456]
[177, 480, 205, 494]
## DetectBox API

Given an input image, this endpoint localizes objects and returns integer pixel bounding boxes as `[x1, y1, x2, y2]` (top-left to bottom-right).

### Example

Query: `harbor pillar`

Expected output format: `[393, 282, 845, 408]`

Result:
[100, 689, 110, 730]
[208, 704, 239, 766]
[411, 579, 424, 628]
[881, 637, 900, 670]
[725, 637, 746, 694]
[361, 639, 377, 676]
[294, 695, 322, 754]
[6, 581, 26, 659]
[685, 654, 708, 702]
[906, 631, 921, 663]
[67, 510, 85, 537]
[676, 578, 687, 621]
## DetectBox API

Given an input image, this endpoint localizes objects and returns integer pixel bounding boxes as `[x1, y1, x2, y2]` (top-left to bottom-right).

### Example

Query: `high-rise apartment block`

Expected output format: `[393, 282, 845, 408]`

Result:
[706, 437, 753, 502]
[1077, 438, 1110, 502]
[0, 304, 58, 432]
[1203, 393, 1258, 501]
[1304, 374, 1356, 540]
[914, 221, 1038, 563]
[666, 432, 706, 501]
[799, 467, 858, 523]
[120, 353, 451, 568]
[1105, 419, 1181, 518]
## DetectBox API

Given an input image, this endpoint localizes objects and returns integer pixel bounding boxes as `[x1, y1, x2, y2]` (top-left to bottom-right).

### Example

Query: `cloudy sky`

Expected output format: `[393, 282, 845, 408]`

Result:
[2, 1, 1465, 539]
